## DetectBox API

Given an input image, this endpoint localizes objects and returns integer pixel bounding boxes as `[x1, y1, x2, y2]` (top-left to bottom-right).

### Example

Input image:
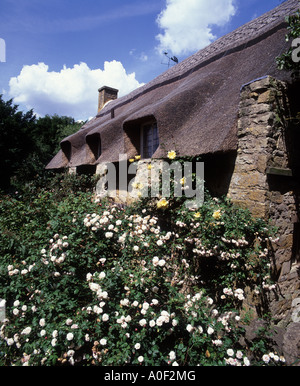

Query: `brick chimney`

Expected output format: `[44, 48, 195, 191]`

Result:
[98, 86, 118, 113]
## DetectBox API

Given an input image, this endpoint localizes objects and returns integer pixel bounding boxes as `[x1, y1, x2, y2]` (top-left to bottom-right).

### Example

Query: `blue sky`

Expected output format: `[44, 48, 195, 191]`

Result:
[0, 0, 286, 120]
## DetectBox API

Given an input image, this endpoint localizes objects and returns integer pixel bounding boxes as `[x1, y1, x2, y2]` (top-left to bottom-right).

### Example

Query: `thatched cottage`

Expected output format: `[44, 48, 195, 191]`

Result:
[47, 0, 300, 361]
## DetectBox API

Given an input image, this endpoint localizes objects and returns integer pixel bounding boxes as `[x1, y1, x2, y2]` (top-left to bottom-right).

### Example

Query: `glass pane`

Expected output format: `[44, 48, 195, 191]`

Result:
[142, 123, 159, 158]
[152, 125, 159, 153]
[143, 126, 151, 158]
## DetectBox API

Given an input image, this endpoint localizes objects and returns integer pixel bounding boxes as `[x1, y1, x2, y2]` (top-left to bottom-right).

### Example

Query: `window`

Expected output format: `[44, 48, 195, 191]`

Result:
[140, 122, 159, 158]
[123, 116, 159, 158]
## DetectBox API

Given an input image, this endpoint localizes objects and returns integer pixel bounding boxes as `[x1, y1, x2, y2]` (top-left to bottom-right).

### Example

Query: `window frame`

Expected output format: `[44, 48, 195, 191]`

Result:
[140, 121, 159, 159]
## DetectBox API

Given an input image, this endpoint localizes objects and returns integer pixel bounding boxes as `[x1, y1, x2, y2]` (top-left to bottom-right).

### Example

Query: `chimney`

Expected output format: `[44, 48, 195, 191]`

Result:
[98, 86, 118, 113]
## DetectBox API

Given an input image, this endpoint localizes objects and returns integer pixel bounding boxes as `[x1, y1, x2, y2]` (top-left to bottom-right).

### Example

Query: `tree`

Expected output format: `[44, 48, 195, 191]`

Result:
[0, 95, 83, 191]
[32, 114, 83, 166]
[0, 95, 36, 189]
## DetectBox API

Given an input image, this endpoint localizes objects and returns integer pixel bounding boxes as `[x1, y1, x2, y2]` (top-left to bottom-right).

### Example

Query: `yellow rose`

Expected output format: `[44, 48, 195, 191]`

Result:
[147, 164, 153, 170]
[180, 177, 186, 186]
[157, 198, 169, 209]
[212, 210, 221, 220]
[167, 150, 176, 160]
[135, 155, 141, 160]
[194, 212, 201, 218]
[132, 182, 144, 190]
[129, 158, 135, 163]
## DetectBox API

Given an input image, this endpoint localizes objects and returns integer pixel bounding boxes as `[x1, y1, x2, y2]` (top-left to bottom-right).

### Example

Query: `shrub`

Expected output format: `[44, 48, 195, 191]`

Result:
[0, 172, 284, 366]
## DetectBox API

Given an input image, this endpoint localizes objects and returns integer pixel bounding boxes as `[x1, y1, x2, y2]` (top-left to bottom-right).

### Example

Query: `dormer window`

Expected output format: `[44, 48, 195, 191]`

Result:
[123, 116, 159, 159]
[86, 133, 101, 161]
[61, 141, 72, 162]
[140, 121, 159, 159]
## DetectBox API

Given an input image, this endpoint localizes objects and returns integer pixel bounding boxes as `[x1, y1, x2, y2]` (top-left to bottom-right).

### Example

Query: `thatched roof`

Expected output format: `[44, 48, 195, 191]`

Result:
[46, 0, 299, 170]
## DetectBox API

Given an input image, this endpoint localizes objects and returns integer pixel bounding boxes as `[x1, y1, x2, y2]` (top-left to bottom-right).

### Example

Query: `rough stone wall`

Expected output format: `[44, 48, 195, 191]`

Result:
[228, 75, 299, 299]
[228, 76, 300, 364]
[228, 76, 287, 218]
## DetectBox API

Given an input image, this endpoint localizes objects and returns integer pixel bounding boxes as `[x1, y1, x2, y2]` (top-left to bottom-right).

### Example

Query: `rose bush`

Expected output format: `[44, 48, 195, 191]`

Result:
[0, 170, 284, 366]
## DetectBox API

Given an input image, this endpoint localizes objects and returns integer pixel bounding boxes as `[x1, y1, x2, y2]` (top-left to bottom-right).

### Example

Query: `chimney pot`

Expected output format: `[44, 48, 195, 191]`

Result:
[98, 86, 118, 113]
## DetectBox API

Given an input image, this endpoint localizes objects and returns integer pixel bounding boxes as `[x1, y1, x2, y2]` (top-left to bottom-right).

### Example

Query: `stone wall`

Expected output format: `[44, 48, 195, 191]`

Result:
[228, 76, 288, 218]
[228, 76, 300, 364]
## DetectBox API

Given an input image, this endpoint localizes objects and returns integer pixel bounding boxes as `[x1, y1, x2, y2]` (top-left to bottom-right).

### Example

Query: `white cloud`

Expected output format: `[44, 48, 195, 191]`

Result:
[8, 61, 144, 120]
[129, 49, 149, 63]
[156, 0, 236, 56]
[139, 53, 149, 62]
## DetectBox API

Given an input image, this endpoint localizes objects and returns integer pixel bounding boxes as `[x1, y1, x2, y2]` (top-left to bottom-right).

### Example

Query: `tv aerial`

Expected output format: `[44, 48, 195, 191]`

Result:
[162, 52, 179, 68]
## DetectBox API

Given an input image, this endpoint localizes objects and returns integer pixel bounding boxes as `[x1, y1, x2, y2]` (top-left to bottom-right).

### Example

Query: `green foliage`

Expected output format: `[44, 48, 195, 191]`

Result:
[276, 10, 300, 80]
[0, 96, 36, 189]
[0, 173, 284, 366]
[32, 115, 84, 163]
[0, 95, 83, 191]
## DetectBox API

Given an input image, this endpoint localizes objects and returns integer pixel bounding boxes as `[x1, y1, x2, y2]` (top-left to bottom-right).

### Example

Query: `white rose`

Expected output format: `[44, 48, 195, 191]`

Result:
[66, 333, 74, 341]
[21, 327, 31, 335]
[102, 314, 109, 322]
[139, 319, 147, 327]
[39, 318, 46, 327]
[186, 324, 193, 332]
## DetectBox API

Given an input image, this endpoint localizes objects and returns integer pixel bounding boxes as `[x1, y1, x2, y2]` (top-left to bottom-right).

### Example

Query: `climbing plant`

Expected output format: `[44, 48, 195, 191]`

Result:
[276, 10, 300, 80]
